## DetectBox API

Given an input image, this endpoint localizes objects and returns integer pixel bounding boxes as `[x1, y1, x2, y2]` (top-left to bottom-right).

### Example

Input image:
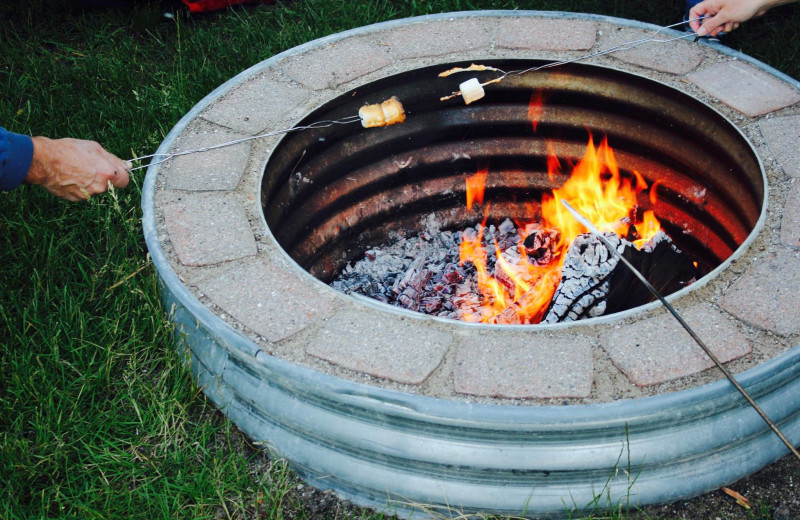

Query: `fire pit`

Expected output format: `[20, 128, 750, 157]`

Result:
[143, 11, 800, 518]
[265, 59, 760, 323]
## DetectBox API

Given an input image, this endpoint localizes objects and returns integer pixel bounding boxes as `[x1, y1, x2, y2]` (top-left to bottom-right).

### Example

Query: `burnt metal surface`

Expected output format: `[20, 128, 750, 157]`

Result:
[262, 61, 763, 283]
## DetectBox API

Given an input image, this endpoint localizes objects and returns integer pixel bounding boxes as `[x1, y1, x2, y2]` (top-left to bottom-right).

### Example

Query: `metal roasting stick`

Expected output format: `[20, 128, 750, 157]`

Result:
[128, 20, 702, 170]
[560, 199, 800, 462]
[127, 116, 362, 171]
[440, 19, 701, 101]
[504, 19, 700, 77]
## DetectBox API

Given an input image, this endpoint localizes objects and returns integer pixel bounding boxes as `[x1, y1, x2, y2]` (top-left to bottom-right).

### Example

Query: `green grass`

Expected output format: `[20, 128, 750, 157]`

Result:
[1, 1, 798, 519]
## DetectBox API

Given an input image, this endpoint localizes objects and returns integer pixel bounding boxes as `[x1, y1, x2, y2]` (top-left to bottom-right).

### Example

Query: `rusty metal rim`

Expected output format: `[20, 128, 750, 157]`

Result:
[143, 10, 800, 518]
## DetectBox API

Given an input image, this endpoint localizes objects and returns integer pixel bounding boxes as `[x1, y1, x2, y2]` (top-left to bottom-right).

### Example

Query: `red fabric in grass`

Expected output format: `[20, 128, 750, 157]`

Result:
[181, 0, 273, 13]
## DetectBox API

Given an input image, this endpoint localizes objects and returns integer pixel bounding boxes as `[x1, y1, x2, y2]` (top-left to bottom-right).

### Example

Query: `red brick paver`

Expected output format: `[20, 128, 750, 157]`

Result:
[688, 61, 800, 117]
[454, 333, 593, 399]
[163, 194, 257, 266]
[307, 310, 451, 385]
[781, 182, 800, 248]
[604, 27, 704, 75]
[202, 72, 312, 135]
[198, 257, 333, 344]
[720, 248, 800, 335]
[280, 37, 392, 90]
[759, 115, 800, 178]
[604, 303, 750, 387]
[496, 18, 597, 51]
[382, 18, 493, 59]
[165, 130, 250, 191]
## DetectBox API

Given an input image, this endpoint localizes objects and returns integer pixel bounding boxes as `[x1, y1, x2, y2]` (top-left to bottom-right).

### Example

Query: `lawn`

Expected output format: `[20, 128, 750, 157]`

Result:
[1, 1, 798, 519]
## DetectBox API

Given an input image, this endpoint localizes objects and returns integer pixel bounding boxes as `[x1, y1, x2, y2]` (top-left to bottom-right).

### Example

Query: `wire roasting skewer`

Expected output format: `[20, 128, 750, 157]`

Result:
[440, 19, 701, 103]
[127, 116, 362, 171]
[128, 19, 704, 170]
[560, 199, 800, 463]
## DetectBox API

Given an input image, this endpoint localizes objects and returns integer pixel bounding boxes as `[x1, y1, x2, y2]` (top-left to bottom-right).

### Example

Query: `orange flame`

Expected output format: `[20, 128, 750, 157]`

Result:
[465, 166, 488, 210]
[456, 133, 662, 324]
[459, 223, 508, 321]
[632, 210, 661, 249]
[542, 135, 645, 249]
[649, 179, 662, 206]
[546, 142, 561, 184]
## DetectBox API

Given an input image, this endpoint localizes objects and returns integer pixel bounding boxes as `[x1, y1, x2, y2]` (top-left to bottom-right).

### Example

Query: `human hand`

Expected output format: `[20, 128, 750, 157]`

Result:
[25, 136, 131, 201]
[689, 0, 791, 37]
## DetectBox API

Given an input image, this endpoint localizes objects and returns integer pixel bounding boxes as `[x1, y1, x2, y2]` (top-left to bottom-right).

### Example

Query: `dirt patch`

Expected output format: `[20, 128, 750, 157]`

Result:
[637, 454, 799, 520]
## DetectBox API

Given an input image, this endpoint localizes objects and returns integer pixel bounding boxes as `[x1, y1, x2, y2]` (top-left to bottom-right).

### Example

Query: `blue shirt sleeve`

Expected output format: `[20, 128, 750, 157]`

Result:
[0, 127, 34, 191]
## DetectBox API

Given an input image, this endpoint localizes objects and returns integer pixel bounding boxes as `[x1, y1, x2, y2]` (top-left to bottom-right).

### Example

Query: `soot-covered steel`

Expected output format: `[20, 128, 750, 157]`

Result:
[261, 60, 763, 283]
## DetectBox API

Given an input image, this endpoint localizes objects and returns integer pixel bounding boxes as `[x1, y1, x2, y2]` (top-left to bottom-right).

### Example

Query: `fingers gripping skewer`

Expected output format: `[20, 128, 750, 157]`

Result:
[560, 199, 800, 463]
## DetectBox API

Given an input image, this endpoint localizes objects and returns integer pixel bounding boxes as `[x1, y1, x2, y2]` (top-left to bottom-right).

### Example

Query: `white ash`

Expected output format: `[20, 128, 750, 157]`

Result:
[331, 215, 523, 322]
[542, 232, 624, 324]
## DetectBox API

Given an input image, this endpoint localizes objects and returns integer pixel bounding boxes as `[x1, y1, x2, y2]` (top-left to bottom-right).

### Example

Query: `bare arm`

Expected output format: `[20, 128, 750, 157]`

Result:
[690, 0, 796, 36]
[25, 137, 131, 201]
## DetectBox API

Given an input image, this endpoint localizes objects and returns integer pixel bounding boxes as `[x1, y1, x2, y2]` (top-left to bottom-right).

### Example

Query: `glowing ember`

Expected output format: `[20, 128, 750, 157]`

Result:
[528, 90, 545, 132]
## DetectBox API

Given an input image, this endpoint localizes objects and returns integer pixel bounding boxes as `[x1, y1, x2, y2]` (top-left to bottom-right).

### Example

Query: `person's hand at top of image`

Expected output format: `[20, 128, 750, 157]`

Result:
[689, 0, 796, 37]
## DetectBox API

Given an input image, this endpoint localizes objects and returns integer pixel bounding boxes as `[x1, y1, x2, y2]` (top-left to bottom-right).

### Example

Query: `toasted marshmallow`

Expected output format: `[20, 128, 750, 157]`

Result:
[459, 78, 485, 105]
[359, 96, 406, 128]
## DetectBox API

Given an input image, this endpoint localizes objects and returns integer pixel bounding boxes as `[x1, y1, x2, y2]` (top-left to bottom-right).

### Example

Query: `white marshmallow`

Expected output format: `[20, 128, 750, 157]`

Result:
[459, 78, 485, 105]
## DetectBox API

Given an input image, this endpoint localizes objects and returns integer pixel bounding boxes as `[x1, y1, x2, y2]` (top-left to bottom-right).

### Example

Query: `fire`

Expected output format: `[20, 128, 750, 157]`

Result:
[465, 166, 488, 210]
[458, 133, 661, 324]
[459, 221, 509, 321]
[541, 135, 655, 250]
[632, 210, 661, 249]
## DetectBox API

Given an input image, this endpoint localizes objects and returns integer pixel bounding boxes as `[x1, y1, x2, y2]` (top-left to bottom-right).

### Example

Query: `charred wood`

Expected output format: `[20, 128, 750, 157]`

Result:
[542, 232, 623, 324]
[604, 230, 699, 314]
[331, 214, 699, 325]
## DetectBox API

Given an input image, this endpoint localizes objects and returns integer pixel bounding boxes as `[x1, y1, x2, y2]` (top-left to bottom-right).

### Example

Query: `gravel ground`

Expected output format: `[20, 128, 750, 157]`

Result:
[636, 454, 799, 520]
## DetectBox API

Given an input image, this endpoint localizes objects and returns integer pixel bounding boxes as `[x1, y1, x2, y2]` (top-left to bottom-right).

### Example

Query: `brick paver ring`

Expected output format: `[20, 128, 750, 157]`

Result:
[143, 11, 800, 518]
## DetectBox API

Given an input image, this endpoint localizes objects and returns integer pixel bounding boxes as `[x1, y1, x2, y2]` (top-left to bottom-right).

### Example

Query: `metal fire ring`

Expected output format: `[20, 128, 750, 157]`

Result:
[143, 11, 800, 518]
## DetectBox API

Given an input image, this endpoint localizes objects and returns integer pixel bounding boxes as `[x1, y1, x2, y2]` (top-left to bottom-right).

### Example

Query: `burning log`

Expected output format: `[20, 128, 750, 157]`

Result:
[603, 230, 699, 314]
[491, 268, 562, 325]
[541, 232, 623, 324]
[539, 230, 699, 324]
[522, 225, 561, 265]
